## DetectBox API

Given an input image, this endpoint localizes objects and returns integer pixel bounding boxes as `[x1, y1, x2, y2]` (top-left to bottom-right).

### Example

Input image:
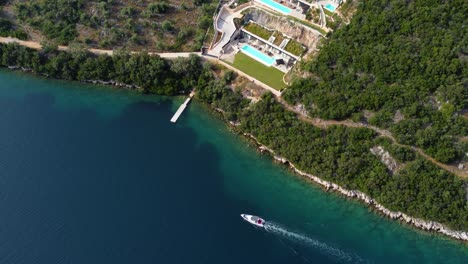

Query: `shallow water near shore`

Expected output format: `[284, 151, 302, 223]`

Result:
[0, 69, 466, 263]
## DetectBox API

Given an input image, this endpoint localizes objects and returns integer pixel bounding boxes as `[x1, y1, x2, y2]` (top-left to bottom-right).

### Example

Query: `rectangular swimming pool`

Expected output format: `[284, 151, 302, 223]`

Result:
[324, 3, 337, 12]
[240, 45, 275, 66]
[257, 0, 292, 15]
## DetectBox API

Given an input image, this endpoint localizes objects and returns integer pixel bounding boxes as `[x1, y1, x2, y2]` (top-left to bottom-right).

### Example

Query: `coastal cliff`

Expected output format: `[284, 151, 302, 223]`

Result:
[245, 133, 468, 242]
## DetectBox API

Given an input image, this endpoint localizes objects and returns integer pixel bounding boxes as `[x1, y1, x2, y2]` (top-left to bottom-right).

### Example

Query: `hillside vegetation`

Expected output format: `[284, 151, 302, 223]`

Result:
[1, 0, 216, 51]
[194, 0, 468, 231]
[0, 43, 202, 95]
[240, 94, 467, 230]
[194, 82, 468, 230]
[283, 0, 468, 164]
[0, 0, 466, 234]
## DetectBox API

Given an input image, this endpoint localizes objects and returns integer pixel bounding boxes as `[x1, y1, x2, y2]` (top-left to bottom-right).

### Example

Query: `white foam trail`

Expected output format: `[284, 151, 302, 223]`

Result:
[264, 222, 361, 263]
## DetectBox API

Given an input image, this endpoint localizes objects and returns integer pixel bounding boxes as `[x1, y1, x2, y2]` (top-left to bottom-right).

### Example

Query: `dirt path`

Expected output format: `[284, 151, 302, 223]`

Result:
[0, 37, 197, 58]
[0, 37, 44, 49]
[1, 36, 465, 178]
[280, 99, 468, 179]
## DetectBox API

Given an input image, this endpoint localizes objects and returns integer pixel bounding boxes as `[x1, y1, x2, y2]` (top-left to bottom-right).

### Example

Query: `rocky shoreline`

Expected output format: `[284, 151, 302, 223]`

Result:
[6, 66, 139, 90]
[243, 133, 468, 242]
[83, 79, 138, 90]
[5, 64, 467, 242]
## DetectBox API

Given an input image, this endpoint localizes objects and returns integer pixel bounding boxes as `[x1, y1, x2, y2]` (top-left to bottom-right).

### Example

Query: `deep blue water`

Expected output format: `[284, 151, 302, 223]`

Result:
[0, 69, 466, 263]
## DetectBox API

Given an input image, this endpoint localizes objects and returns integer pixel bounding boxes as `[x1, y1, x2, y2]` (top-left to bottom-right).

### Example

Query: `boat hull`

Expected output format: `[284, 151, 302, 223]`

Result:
[241, 214, 265, 227]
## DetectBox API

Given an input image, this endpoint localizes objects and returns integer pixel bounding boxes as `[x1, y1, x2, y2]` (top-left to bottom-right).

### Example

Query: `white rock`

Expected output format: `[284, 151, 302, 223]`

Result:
[244, 133, 468, 241]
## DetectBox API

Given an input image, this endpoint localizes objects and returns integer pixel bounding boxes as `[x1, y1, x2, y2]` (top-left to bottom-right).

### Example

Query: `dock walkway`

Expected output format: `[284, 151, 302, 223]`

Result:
[170, 92, 195, 123]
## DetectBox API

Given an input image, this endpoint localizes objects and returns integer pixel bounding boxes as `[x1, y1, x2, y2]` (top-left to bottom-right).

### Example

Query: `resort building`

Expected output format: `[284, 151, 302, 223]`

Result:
[270, 0, 346, 14]
[235, 21, 307, 71]
[209, 1, 324, 75]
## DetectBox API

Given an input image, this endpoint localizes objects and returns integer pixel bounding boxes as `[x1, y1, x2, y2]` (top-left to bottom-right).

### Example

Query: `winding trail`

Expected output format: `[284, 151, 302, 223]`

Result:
[280, 99, 468, 179]
[1, 36, 465, 178]
[0, 37, 198, 58]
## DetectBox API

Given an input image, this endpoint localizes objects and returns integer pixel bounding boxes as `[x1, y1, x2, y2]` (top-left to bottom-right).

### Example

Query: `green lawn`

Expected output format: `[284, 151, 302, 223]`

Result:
[272, 31, 284, 46]
[243, 22, 273, 40]
[230, 52, 285, 91]
[284, 39, 305, 56]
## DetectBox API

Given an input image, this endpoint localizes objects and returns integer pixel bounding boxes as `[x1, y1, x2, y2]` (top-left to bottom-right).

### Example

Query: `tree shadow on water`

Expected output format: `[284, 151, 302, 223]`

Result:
[0, 94, 303, 264]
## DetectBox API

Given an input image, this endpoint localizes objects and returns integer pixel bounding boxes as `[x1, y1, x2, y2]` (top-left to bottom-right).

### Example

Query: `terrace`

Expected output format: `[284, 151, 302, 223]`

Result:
[317, 1, 344, 13]
[255, 0, 292, 15]
[209, 1, 325, 92]
[251, 0, 345, 27]
[254, 0, 308, 20]
[242, 22, 306, 58]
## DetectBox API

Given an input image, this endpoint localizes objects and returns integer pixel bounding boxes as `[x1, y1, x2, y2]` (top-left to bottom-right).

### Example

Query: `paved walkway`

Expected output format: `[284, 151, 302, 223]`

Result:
[318, 3, 326, 27]
[211, 6, 245, 57]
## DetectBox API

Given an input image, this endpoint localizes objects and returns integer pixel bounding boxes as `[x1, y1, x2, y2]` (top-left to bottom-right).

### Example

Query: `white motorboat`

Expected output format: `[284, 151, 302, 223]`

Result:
[241, 214, 265, 227]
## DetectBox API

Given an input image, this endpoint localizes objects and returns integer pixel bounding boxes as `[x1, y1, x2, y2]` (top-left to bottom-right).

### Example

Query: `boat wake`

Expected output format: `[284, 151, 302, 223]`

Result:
[264, 222, 363, 263]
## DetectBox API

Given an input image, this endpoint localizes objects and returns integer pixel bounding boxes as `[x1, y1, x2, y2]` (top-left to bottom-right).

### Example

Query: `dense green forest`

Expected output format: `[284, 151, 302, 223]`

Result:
[0, 43, 202, 95]
[0, 0, 24, 38]
[1, 0, 467, 232]
[196, 66, 251, 121]
[0, 17, 27, 39]
[197, 91, 467, 230]
[1, 41, 465, 229]
[1, 0, 215, 51]
[283, 0, 468, 164]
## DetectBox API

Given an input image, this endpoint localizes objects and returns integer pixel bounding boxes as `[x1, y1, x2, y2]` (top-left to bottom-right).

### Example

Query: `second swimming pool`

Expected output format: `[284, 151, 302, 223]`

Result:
[324, 3, 337, 12]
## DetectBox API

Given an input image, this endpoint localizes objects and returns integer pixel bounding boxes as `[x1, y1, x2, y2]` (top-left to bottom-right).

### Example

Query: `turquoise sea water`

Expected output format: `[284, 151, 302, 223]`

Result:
[0, 69, 466, 263]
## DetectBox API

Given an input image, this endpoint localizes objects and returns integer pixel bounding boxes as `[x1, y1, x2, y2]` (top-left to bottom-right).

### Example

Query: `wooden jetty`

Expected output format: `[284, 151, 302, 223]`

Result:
[170, 92, 195, 123]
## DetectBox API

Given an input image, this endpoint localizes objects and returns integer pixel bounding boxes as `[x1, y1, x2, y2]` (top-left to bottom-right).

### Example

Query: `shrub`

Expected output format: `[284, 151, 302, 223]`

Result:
[147, 2, 169, 15]
[161, 20, 174, 32]
[243, 22, 272, 40]
[284, 40, 305, 56]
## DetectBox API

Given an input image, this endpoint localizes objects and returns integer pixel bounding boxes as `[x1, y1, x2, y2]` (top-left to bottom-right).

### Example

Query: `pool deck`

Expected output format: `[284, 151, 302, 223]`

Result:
[240, 45, 275, 67]
[254, 0, 291, 15]
[207, 1, 329, 94]
[210, 2, 313, 59]
[324, 4, 337, 13]
[318, 0, 338, 13]
[254, 0, 306, 19]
